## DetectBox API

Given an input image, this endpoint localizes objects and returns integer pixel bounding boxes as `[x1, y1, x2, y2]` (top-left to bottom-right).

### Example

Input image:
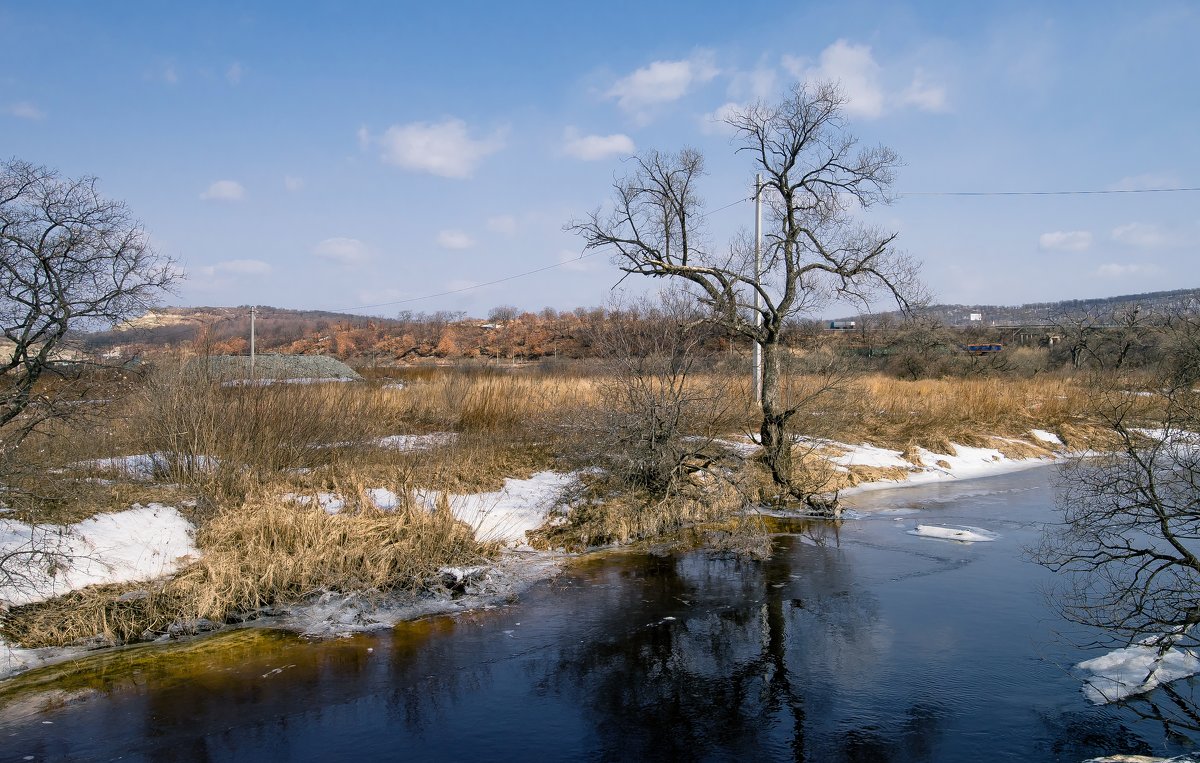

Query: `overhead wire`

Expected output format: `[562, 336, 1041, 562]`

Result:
[899, 186, 1200, 197]
[329, 184, 1198, 313]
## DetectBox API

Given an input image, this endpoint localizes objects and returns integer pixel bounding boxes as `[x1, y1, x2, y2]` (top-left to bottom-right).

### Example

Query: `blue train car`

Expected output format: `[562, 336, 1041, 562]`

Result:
[964, 343, 1003, 355]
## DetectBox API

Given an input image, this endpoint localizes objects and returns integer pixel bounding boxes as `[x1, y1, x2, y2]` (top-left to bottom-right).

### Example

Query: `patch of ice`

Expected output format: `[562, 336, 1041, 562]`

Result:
[909, 524, 997, 543]
[376, 432, 457, 451]
[0, 504, 198, 608]
[1078, 642, 1200, 704]
[1029, 429, 1063, 446]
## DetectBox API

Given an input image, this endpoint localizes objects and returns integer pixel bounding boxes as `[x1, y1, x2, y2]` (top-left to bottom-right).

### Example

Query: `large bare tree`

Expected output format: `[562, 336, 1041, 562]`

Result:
[570, 83, 922, 510]
[0, 158, 176, 447]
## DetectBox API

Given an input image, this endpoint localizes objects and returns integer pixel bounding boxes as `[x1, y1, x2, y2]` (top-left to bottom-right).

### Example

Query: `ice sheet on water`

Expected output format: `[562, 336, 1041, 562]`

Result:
[908, 524, 997, 543]
[1077, 640, 1200, 704]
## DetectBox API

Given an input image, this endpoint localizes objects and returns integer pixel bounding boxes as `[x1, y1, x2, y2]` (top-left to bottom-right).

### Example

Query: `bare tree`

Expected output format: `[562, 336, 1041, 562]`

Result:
[569, 83, 922, 510]
[0, 158, 177, 448]
[559, 293, 730, 498]
[1036, 308, 1200, 703]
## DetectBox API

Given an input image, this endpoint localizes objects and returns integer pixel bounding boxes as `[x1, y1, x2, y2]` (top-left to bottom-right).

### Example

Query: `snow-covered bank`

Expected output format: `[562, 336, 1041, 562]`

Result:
[830, 435, 1062, 496]
[0, 504, 199, 679]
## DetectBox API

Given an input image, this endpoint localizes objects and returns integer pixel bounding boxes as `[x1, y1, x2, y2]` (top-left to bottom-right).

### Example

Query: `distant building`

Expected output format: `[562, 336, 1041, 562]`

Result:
[969, 313, 983, 322]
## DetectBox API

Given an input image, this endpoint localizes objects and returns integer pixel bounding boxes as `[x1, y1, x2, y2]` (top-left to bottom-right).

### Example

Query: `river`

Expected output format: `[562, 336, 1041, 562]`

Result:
[1, 466, 1196, 761]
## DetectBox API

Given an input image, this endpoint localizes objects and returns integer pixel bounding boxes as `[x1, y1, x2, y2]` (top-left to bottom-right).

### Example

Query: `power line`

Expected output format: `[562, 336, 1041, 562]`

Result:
[330, 195, 753, 313]
[328, 184, 1197, 313]
[899, 186, 1200, 197]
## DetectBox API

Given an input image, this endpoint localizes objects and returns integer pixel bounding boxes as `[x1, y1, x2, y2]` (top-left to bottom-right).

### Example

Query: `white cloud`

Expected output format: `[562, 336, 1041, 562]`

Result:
[283, 175, 304, 192]
[1112, 222, 1171, 249]
[899, 70, 948, 112]
[313, 237, 369, 264]
[6, 102, 45, 120]
[789, 40, 885, 119]
[562, 128, 635, 161]
[784, 42, 948, 118]
[487, 215, 518, 235]
[226, 62, 243, 85]
[373, 118, 504, 179]
[158, 64, 179, 86]
[437, 230, 474, 250]
[356, 125, 370, 151]
[607, 52, 719, 117]
[200, 180, 246, 202]
[1095, 263, 1163, 278]
[197, 259, 272, 277]
[1039, 230, 1092, 252]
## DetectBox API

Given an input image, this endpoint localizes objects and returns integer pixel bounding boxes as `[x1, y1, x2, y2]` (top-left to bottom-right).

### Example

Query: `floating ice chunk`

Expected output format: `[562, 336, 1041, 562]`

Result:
[1077, 642, 1200, 704]
[909, 524, 997, 543]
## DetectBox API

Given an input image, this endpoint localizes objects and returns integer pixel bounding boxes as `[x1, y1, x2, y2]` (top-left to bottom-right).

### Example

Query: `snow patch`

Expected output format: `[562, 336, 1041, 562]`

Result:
[419, 471, 577, 547]
[73, 453, 216, 481]
[829, 443, 913, 470]
[0, 504, 198, 608]
[1029, 429, 1063, 446]
[282, 492, 345, 514]
[376, 432, 457, 451]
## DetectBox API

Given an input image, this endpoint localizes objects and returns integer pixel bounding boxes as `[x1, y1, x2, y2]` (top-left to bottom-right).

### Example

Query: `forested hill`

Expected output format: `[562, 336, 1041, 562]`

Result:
[848, 287, 1200, 327]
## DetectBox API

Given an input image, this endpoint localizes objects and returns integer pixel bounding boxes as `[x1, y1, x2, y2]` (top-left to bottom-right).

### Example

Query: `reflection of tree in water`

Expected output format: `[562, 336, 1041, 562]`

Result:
[539, 527, 950, 760]
[1114, 679, 1200, 748]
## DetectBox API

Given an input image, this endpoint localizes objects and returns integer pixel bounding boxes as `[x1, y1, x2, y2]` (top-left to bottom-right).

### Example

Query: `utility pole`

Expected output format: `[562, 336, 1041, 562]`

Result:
[753, 173, 763, 405]
[249, 305, 257, 381]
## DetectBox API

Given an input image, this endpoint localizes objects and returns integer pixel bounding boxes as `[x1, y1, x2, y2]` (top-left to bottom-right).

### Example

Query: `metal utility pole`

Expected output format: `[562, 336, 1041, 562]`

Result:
[753, 173, 763, 405]
[249, 305, 257, 381]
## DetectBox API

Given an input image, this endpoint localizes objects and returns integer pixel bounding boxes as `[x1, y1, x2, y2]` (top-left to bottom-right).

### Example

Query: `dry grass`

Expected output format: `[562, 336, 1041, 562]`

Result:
[3, 483, 491, 648]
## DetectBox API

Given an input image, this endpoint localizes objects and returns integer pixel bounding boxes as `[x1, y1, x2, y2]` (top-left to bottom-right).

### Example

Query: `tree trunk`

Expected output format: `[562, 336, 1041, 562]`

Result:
[758, 340, 793, 492]
[758, 339, 838, 515]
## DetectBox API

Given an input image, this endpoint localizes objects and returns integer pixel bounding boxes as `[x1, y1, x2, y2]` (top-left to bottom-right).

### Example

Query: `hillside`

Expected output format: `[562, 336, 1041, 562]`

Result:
[80, 286, 1200, 364]
[846, 287, 1200, 327]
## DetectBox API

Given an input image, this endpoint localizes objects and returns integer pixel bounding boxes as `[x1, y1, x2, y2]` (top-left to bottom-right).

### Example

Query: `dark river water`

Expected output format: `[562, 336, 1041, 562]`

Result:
[1, 466, 1197, 762]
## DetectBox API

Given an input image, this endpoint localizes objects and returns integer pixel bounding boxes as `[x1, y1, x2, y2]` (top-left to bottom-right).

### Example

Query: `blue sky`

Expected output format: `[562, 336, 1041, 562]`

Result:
[2, 1, 1197, 317]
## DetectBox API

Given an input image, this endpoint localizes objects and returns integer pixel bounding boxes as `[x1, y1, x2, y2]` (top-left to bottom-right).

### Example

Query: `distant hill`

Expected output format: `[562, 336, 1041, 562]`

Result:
[844, 287, 1200, 327]
[75, 287, 1200, 364]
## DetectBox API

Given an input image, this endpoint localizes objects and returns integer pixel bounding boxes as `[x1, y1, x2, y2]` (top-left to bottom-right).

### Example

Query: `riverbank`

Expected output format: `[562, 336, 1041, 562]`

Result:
[0, 428, 1069, 681]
